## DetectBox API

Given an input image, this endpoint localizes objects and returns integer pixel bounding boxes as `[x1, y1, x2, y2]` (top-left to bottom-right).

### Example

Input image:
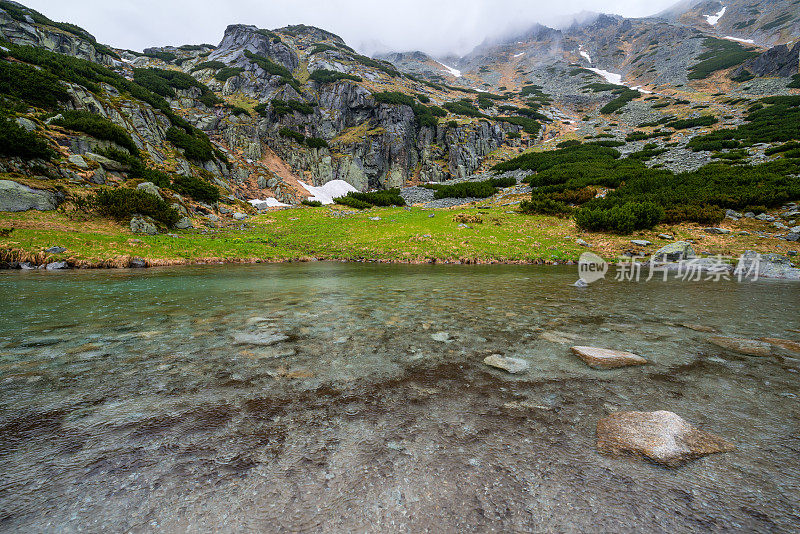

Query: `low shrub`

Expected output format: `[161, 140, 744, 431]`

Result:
[600, 88, 640, 115]
[279, 128, 306, 144]
[425, 180, 498, 199]
[305, 137, 329, 149]
[309, 69, 362, 84]
[334, 196, 371, 209]
[0, 60, 70, 108]
[51, 110, 138, 153]
[301, 199, 323, 207]
[668, 116, 718, 130]
[191, 61, 226, 72]
[339, 189, 405, 207]
[574, 202, 664, 233]
[214, 67, 244, 82]
[166, 126, 215, 161]
[171, 174, 220, 203]
[0, 114, 54, 159]
[520, 198, 573, 216]
[92, 187, 180, 226]
[270, 99, 315, 116]
[688, 38, 759, 80]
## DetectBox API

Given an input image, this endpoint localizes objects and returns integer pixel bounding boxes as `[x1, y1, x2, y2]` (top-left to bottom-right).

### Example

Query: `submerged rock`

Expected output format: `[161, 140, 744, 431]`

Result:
[573, 279, 589, 288]
[431, 332, 452, 343]
[680, 323, 718, 333]
[232, 332, 290, 346]
[708, 336, 773, 357]
[570, 346, 647, 369]
[597, 410, 734, 467]
[483, 354, 529, 374]
[760, 337, 800, 356]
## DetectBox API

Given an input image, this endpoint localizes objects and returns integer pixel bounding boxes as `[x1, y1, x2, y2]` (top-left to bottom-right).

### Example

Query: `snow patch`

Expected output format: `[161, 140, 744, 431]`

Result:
[297, 179, 358, 205]
[585, 68, 623, 85]
[249, 198, 290, 209]
[630, 85, 653, 95]
[724, 36, 755, 44]
[578, 45, 592, 64]
[705, 6, 726, 26]
[439, 63, 462, 77]
[513, 52, 525, 58]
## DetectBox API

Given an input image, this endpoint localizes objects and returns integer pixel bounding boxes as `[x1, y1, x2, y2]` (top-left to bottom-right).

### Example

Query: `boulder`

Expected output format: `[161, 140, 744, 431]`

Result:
[725, 209, 742, 219]
[174, 217, 193, 229]
[84, 152, 129, 172]
[703, 227, 731, 235]
[15, 117, 36, 132]
[130, 216, 158, 235]
[630, 240, 652, 247]
[650, 241, 695, 263]
[576, 238, 590, 247]
[483, 354, 529, 374]
[45, 261, 69, 271]
[45, 246, 66, 254]
[233, 212, 248, 221]
[136, 181, 163, 200]
[708, 336, 773, 357]
[570, 346, 647, 369]
[597, 411, 734, 467]
[67, 155, 89, 169]
[657, 234, 674, 240]
[129, 257, 147, 268]
[735, 251, 800, 280]
[0, 180, 60, 212]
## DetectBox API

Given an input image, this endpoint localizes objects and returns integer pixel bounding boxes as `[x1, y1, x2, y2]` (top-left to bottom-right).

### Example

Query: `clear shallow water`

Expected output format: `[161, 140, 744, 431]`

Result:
[0, 263, 798, 532]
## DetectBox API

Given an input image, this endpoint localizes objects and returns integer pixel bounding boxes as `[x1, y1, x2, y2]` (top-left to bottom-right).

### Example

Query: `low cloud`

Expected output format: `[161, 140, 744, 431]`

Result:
[24, 0, 682, 56]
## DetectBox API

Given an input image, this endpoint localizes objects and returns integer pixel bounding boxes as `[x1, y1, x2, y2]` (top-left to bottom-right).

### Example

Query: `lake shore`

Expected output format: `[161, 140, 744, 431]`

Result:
[1, 205, 798, 270]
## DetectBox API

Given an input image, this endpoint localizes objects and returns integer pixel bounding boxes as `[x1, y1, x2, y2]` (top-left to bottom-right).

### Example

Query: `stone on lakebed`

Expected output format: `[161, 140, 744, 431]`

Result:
[483, 354, 529, 374]
[570, 346, 647, 369]
[597, 410, 734, 467]
[707, 336, 774, 357]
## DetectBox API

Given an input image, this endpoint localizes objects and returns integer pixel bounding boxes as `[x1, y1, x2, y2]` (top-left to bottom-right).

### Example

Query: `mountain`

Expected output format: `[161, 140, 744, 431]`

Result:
[660, 0, 800, 46]
[0, 0, 798, 237]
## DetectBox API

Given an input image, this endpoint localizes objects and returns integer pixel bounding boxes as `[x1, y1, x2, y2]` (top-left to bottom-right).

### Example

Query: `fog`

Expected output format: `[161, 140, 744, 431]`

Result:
[22, 0, 684, 56]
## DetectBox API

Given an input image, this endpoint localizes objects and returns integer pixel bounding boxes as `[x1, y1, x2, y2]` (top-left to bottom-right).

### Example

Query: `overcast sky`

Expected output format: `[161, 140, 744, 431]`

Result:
[23, 0, 683, 56]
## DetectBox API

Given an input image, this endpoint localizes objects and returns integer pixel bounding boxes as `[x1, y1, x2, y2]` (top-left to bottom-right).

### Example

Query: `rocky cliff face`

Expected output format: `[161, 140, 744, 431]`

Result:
[182, 23, 522, 192]
[663, 0, 800, 47]
[0, 4, 115, 65]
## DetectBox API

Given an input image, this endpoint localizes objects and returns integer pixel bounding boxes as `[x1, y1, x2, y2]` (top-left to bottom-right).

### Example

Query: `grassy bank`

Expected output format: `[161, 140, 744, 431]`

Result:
[0, 205, 797, 267]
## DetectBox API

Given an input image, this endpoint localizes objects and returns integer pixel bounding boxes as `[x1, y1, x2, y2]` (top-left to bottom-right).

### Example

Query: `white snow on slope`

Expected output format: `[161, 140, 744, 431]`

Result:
[249, 198, 290, 209]
[439, 63, 462, 77]
[513, 52, 525, 58]
[579, 45, 592, 64]
[586, 68, 623, 85]
[705, 6, 726, 26]
[297, 179, 358, 205]
[724, 36, 755, 44]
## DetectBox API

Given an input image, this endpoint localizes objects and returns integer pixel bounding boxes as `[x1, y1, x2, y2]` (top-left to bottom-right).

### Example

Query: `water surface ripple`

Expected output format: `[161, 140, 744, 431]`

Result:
[0, 264, 798, 532]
